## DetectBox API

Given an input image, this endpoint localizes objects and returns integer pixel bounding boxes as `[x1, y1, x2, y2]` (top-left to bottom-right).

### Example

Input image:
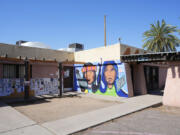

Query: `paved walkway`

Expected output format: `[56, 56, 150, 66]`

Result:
[0, 102, 37, 134]
[0, 94, 162, 135]
[75, 106, 180, 135]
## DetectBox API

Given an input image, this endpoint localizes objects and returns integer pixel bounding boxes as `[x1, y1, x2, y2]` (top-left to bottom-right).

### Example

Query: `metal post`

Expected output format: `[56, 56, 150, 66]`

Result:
[104, 15, 106, 47]
[24, 60, 29, 100]
[58, 63, 63, 97]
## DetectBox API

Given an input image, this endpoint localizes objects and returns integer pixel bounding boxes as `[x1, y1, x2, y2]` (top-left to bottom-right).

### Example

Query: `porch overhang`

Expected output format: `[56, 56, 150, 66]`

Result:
[120, 51, 180, 63]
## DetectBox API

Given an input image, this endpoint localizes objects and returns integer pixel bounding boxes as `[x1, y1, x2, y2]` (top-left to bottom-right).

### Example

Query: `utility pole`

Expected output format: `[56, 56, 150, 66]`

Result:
[104, 15, 106, 47]
[118, 37, 121, 45]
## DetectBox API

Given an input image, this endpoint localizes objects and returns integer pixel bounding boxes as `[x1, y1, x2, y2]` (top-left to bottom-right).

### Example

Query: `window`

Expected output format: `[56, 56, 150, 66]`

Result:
[3, 64, 25, 78]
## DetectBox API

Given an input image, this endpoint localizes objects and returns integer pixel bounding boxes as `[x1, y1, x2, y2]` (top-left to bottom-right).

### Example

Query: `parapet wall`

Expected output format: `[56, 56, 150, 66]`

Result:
[74, 44, 121, 62]
[0, 43, 74, 62]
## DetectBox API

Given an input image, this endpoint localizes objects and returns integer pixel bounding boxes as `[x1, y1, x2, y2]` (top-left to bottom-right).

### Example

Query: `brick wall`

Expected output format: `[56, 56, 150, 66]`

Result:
[31, 63, 59, 78]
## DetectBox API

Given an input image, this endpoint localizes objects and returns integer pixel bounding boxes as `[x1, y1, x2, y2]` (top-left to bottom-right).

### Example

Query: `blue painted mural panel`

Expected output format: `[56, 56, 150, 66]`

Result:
[74, 60, 128, 97]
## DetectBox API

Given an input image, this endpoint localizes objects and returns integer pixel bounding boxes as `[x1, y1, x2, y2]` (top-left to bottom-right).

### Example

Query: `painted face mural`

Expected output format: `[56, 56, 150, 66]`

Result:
[104, 65, 116, 88]
[74, 60, 128, 97]
[82, 64, 96, 85]
[97, 61, 128, 97]
[75, 63, 100, 93]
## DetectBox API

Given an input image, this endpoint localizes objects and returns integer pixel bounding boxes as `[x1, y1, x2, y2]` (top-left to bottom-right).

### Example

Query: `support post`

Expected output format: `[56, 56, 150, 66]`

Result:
[24, 60, 30, 100]
[58, 63, 63, 97]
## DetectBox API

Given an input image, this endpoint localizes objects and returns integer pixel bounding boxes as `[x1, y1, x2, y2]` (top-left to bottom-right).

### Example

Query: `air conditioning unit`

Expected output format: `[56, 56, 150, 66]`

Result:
[68, 43, 84, 52]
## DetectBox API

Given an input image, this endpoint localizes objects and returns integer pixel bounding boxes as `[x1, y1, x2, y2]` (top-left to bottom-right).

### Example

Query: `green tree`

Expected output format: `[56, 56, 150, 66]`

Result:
[143, 20, 180, 52]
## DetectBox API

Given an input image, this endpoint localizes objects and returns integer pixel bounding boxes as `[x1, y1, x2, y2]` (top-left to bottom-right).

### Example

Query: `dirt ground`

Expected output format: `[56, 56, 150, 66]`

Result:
[11, 96, 121, 124]
[153, 105, 180, 116]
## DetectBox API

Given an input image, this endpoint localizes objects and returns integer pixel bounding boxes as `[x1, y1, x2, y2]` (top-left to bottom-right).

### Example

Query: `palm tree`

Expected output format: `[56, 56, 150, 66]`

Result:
[143, 20, 180, 52]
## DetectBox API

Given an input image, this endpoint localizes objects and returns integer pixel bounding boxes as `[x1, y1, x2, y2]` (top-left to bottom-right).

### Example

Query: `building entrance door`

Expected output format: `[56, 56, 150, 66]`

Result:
[144, 66, 159, 93]
[63, 66, 74, 92]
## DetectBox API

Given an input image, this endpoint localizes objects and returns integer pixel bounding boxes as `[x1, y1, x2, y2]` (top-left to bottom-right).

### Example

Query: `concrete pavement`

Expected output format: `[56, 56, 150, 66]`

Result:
[42, 94, 162, 135]
[0, 94, 162, 135]
[0, 125, 54, 135]
[0, 102, 36, 133]
[76, 106, 180, 135]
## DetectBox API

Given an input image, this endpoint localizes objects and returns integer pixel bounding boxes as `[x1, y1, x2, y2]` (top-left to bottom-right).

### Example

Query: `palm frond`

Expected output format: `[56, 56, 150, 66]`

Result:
[142, 19, 180, 52]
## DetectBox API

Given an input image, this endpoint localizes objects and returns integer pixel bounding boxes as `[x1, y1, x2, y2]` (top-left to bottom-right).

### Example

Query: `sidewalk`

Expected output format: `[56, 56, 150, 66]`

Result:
[0, 102, 36, 133]
[0, 94, 162, 135]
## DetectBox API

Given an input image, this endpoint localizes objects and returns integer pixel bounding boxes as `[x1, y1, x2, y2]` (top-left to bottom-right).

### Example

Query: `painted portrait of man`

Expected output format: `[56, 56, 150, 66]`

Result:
[75, 63, 98, 93]
[81, 63, 97, 93]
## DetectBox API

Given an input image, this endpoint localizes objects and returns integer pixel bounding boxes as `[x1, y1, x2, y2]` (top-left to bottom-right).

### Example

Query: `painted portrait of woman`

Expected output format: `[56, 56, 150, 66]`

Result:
[97, 61, 128, 97]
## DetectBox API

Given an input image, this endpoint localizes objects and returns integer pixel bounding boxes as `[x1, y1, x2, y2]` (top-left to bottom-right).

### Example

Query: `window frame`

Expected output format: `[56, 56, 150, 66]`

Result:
[3, 64, 25, 78]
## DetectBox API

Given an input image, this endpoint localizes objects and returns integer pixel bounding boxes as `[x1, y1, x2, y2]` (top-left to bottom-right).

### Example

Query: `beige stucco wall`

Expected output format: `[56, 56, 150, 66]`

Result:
[74, 43, 147, 63]
[0, 43, 147, 64]
[74, 43, 120, 63]
[163, 65, 180, 107]
[159, 67, 167, 90]
[124, 63, 134, 97]
[0, 43, 74, 62]
[133, 64, 147, 95]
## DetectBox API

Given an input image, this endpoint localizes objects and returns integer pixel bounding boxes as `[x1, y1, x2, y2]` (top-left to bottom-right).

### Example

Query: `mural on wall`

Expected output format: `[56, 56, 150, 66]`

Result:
[75, 63, 101, 93]
[30, 78, 59, 96]
[74, 60, 128, 97]
[0, 78, 24, 96]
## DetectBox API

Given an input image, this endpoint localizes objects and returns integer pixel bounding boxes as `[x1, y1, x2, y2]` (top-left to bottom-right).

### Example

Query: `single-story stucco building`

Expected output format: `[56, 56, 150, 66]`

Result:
[0, 42, 179, 107]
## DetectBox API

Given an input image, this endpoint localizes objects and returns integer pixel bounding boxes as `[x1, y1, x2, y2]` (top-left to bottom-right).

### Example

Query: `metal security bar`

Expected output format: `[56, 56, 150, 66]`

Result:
[3, 64, 25, 78]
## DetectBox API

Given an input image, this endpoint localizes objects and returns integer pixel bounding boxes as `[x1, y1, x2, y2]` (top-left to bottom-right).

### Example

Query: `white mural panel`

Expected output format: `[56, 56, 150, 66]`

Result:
[30, 78, 59, 96]
[0, 78, 24, 96]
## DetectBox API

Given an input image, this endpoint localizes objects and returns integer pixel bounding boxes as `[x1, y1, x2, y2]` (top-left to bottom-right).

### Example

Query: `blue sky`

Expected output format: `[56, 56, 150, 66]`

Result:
[0, 0, 180, 50]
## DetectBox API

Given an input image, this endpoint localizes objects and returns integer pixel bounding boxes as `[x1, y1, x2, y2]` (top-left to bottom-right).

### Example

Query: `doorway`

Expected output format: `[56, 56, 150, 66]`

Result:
[63, 66, 74, 92]
[144, 66, 159, 93]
